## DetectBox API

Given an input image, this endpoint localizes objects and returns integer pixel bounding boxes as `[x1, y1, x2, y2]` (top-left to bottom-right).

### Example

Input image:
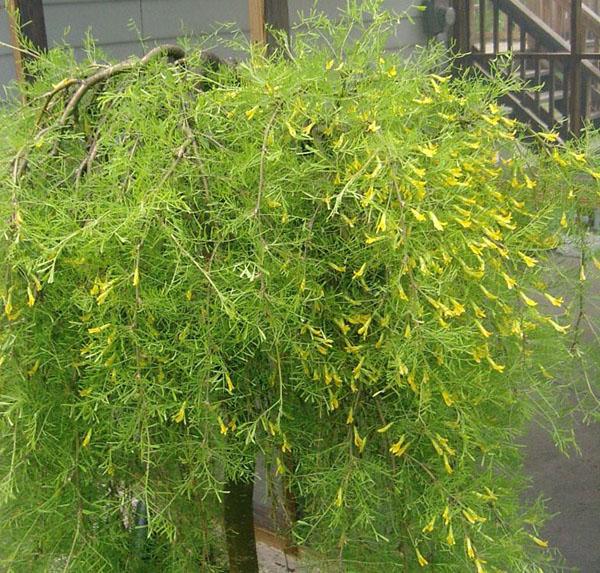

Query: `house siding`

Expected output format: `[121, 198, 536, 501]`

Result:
[1, 0, 426, 94]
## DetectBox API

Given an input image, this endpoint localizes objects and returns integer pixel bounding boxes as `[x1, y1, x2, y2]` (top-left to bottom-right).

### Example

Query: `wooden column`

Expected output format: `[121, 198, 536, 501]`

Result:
[452, 0, 471, 55]
[7, 0, 48, 82]
[569, 0, 584, 136]
[248, 0, 290, 52]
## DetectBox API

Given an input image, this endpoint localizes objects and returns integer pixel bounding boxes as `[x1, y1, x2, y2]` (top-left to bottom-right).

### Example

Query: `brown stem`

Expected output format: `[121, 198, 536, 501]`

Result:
[224, 474, 259, 573]
[57, 45, 186, 132]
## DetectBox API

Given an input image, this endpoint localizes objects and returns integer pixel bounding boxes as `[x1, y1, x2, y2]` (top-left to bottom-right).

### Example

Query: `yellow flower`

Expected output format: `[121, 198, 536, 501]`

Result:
[82, 428, 92, 448]
[419, 143, 438, 158]
[422, 516, 436, 533]
[480, 285, 498, 300]
[475, 320, 492, 338]
[546, 318, 570, 334]
[463, 508, 486, 524]
[454, 217, 472, 228]
[446, 525, 455, 546]
[407, 371, 418, 393]
[518, 251, 538, 268]
[376, 212, 387, 233]
[397, 284, 409, 301]
[285, 121, 297, 138]
[365, 234, 385, 245]
[544, 293, 563, 307]
[410, 208, 426, 222]
[353, 426, 367, 453]
[519, 292, 538, 307]
[415, 548, 429, 567]
[346, 407, 354, 425]
[466, 536, 476, 559]
[325, 59, 334, 70]
[88, 323, 112, 335]
[132, 266, 140, 287]
[276, 456, 286, 475]
[367, 120, 381, 133]
[387, 65, 397, 78]
[429, 211, 446, 231]
[560, 212, 568, 228]
[531, 535, 549, 548]
[486, 355, 505, 373]
[502, 273, 517, 290]
[377, 422, 394, 433]
[442, 390, 454, 407]
[443, 453, 453, 474]
[389, 435, 410, 457]
[442, 506, 451, 525]
[539, 131, 559, 142]
[218, 416, 228, 435]
[431, 437, 444, 456]
[525, 174, 536, 189]
[333, 134, 345, 151]
[245, 105, 259, 120]
[173, 401, 187, 424]
[225, 372, 234, 393]
[352, 357, 365, 379]
[334, 317, 350, 335]
[414, 96, 433, 105]
[27, 285, 36, 307]
[353, 263, 367, 280]
[472, 303, 486, 319]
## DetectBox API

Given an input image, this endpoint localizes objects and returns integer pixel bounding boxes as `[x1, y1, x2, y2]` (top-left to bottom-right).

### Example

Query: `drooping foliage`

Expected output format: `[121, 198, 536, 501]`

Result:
[1, 2, 599, 571]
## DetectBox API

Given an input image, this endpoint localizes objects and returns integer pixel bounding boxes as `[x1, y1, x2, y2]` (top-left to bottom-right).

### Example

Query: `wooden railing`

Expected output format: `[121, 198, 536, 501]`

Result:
[524, 0, 600, 49]
[454, 0, 600, 137]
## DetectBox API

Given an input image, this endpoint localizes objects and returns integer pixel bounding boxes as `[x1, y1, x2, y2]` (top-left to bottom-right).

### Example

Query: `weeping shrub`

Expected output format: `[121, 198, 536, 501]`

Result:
[1, 2, 598, 571]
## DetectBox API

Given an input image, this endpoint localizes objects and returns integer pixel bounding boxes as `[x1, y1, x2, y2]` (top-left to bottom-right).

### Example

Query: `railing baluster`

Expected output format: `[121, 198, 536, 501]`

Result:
[507, 14, 514, 51]
[564, 61, 570, 123]
[520, 28, 527, 105]
[549, 59, 556, 123]
[480, 0, 486, 52]
[493, 0, 500, 52]
[534, 56, 541, 114]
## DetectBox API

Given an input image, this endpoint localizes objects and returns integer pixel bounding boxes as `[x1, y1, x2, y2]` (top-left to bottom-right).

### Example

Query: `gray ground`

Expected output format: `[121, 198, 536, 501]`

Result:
[524, 418, 600, 573]
[523, 247, 600, 573]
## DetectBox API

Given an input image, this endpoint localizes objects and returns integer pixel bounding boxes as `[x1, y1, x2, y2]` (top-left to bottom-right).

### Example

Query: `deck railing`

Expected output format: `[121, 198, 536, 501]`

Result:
[453, 0, 600, 137]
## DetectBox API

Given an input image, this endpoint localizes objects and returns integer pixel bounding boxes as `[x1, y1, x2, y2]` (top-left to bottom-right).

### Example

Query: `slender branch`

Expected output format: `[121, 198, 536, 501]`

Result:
[570, 246, 586, 353]
[56, 45, 185, 133]
[34, 77, 80, 125]
[167, 231, 234, 318]
[252, 106, 281, 217]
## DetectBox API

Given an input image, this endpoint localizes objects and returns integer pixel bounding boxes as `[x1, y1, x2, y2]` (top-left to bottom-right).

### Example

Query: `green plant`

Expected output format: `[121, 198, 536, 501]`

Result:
[1, 2, 598, 571]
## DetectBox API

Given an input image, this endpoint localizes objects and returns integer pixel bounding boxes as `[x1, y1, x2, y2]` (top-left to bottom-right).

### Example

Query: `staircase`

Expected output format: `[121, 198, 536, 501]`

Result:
[454, 0, 600, 137]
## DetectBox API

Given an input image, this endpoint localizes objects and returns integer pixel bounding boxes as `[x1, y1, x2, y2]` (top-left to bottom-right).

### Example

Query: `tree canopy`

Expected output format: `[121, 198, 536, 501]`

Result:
[1, 2, 599, 571]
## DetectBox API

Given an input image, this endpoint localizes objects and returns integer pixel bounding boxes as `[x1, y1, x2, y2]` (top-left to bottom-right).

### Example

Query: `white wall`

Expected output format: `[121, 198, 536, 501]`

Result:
[0, 0, 426, 94]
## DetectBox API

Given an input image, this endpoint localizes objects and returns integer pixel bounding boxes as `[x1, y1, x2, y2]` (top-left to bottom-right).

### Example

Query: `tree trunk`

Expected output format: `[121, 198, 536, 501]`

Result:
[224, 475, 259, 573]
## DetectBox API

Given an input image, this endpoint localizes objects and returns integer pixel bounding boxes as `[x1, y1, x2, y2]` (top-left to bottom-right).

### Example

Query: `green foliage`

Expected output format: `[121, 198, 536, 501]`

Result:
[1, 2, 599, 571]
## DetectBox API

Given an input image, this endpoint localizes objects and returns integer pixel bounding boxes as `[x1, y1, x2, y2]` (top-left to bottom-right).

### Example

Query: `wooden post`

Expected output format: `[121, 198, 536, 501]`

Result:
[7, 0, 48, 82]
[452, 0, 471, 55]
[569, 0, 584, 136]
[224, 476, 260, 573]
[248, 0, 290, 52]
